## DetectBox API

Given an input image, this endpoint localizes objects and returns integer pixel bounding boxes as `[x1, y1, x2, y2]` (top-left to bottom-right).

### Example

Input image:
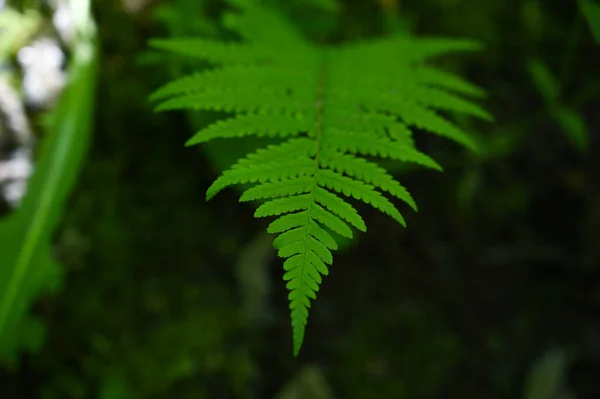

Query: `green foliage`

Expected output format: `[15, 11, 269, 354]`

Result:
[275, 365, 334, 399]
[523, 348, 575, 399]
[528, 60, 589, 151]
[0, 15, 98, 362]
[580, 0, 600, 43]
[150, 0, 489, 355]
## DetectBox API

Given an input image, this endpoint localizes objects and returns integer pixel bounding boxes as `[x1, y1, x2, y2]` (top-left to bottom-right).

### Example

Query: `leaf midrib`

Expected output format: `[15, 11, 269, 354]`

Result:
[292, 51, 328, 356]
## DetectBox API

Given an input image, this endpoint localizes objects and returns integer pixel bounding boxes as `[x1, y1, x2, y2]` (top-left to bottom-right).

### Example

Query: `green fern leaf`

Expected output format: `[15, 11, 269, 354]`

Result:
[150, 0, 488, 356]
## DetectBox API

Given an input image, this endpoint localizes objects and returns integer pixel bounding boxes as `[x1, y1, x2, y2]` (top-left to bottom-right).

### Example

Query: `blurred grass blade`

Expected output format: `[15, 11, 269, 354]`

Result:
[0, 31, 98, 358]
[579, 0, 600, 43]
[556, 107, 589, 152]
[523, 348, 574, 399]
[529, 59, 560, 103]
[528, 59, 589, 152]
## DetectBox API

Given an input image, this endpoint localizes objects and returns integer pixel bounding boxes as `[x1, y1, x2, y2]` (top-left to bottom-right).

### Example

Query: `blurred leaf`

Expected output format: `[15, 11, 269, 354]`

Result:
[235, 232, 274, 326]
[479, 129, 523, 160]
[579, 0, 600, 43]
[529, 59, 559, 103]
[0, 25, 98, 359]
[523, 348, 574, 399]
[555, 107, 589, 152]
[521, 1, 544, 38]
[99, 372, 131, 399]
[275, 365, 334, 399]
[294, 0, 340, 12]
[0, 7, 42, 58]
[456, 169, 481, 210]
[528, 60, 589, 152]
[153, 0, 218, 37]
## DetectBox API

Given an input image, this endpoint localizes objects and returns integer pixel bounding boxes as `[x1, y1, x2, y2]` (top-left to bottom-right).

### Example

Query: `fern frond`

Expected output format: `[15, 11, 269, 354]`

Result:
[151, 0, 489, 356]
[186, 113, 310, 146]
[413, 67, 487, 97]
[148, 38, 272, 65]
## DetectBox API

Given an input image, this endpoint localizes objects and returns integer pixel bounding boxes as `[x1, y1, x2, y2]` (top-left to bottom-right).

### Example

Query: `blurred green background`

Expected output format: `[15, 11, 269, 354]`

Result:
[0, 0, 599, 398]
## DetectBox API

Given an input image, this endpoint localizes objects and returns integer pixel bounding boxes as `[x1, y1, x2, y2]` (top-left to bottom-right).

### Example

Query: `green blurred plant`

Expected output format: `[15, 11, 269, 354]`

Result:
[0, 7, 42, 59]
[528, 59, 589, 152]
[579, 0, 600, 43]
[523, 348, 576, 399]
[275, 365, 334, 399]
[0, 0, 97, 365]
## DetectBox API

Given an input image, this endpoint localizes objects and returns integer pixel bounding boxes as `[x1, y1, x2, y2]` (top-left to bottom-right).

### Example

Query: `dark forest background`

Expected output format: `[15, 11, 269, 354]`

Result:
[1, 0, 599, 398]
